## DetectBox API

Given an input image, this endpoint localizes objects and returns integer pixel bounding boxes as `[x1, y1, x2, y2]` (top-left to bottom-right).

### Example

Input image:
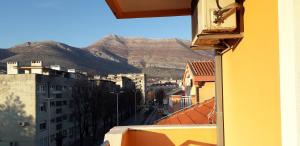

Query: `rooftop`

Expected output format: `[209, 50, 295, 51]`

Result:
[188, 61, 215, 82]
[156, 97, 216, 125]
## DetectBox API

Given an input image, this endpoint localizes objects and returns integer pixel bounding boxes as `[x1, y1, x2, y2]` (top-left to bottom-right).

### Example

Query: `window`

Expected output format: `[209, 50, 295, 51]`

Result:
[69, 114, 74, 122]
[62, 114, 67, 121]
[50, 101, 55, 107]
[50, 134, 55, 142]
[51, 118, 55, 123]
[56, 101, 62, 107]
[40, 122, 47, 130]
[40, 102, 47, 112]
[39, 84, 46, 93]
[56, 116, 62, 123]
[56, 85, 62, 91]
[56, 108, 62, 114]
[69, 100, 74, 108]
[69, 127, 74, 138]
[63, 130, 67, 136]
[62, 100, 67, 105]
[56, 124, 62, 130]
[55, 94, 62, 98]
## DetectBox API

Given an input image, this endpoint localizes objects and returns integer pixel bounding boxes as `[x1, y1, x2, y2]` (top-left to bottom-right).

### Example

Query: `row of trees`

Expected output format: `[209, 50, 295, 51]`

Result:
[71, 80, 142, 146]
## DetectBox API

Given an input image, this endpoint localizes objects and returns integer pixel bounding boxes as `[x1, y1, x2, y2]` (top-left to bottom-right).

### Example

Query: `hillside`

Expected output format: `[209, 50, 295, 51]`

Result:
[1, 41, 138, 74]
[86, 35, 213, 69]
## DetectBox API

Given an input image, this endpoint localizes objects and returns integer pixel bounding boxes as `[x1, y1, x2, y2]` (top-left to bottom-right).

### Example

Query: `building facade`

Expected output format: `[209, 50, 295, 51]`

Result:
[106, 73, 146, 103]
[0, 61, 87, 146]
[182, 61, 215, 106]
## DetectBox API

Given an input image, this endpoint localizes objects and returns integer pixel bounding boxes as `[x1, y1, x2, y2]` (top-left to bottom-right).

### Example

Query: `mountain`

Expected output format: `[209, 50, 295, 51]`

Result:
[0, 35, 213, 78]
[1, 41, 138, 74]
[0, 49, 14, 60]
[86, 35, 213, 70]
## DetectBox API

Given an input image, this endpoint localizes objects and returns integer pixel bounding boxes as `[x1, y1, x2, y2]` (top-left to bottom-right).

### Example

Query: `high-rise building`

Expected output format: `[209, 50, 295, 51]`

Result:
[0, 61, 87, 146]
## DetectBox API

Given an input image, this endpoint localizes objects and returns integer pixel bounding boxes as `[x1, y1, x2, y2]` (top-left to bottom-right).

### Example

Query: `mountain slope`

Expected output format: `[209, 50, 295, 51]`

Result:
[0, 35, 214, 78]
[85, 35, 213, 69]
[1, 41, 139, 74]
[0, 49, 14, 60]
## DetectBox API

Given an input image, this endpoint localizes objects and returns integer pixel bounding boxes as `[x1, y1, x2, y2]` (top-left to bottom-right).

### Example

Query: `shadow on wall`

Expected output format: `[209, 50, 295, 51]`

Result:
[129, 130, 175, 146]
[0, 94, 35, 145]
[129, 130, 216, 146]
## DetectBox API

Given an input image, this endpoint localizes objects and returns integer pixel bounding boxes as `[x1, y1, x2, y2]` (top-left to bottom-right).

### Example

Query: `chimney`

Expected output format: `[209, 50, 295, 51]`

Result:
[7, 61, 19, 75]
[31, 61, 43, 67]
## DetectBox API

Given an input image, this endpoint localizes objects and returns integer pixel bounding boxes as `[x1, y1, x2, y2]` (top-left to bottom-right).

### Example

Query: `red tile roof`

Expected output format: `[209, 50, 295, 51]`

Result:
[189, 61, 215, 76]
[188, 61, 215, 82]
[156, 97, 216, 125]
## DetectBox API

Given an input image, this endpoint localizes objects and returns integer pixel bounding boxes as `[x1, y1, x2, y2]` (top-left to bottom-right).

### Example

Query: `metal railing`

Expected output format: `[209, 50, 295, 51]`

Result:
[180, 96, 192, 109]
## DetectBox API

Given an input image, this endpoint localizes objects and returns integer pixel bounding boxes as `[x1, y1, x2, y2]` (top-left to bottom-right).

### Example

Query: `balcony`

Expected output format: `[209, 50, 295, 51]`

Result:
[102, 125, 216, 146]
[180, 97, 193, 109]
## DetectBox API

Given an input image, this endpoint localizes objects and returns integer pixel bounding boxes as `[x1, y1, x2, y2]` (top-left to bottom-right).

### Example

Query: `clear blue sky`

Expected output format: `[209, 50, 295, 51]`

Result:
[0, 0, 191, 48]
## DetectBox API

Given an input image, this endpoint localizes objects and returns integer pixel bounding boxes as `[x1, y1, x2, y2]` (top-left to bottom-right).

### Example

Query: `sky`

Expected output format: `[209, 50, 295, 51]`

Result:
[0, 0, 191, 48]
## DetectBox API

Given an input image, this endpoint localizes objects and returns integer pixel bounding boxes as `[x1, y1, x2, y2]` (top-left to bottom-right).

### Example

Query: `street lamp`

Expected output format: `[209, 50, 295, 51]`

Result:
[110, 91, 124, 126]
[133, 90, 137, 123]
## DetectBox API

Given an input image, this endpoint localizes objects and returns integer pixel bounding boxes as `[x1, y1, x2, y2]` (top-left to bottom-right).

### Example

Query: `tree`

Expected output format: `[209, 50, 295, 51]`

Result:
[0, 94, 35, 145]
[72, 80, 92, 146]
[155, 88, 166, 106]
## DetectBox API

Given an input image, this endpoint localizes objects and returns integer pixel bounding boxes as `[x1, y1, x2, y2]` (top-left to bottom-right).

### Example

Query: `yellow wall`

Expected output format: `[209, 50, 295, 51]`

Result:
[199, 82, 215, 102]
[127, 127, 216, 146]
[222, 0, 281, 146]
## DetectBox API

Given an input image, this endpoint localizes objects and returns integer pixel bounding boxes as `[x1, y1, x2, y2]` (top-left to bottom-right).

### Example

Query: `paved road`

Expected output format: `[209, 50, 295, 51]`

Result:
[120, 110, 147, 125]
[120, 107, 164, 125]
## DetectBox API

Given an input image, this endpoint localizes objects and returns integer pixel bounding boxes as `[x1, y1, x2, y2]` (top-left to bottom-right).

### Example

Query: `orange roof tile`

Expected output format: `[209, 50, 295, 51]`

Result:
[189, 61, 215, 82]
[156, 97, 216, 125]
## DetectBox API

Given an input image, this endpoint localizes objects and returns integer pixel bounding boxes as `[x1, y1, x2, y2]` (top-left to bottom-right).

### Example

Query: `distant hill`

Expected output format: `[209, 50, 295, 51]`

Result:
[1, 41, 138, 74]
[0, 35, 213, 78]
[0, 49, 14, 60]
[85, 35, 213, 69]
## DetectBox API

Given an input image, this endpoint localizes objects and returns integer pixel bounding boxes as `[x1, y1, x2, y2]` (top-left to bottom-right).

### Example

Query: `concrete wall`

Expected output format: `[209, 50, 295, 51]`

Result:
[199, 82, 215, 102]
[0, 74, 36, 146]
[222, 0, 281, 146]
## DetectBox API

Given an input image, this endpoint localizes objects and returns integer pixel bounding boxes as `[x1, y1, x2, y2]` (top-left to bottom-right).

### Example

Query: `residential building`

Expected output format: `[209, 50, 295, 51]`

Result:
[0, 61, 87, 146]
[182, 61, 215, 107]
[105, 74, 135, 90]
[90, 75, 119, 93]
[117, 73, 146, 103]
[103, 0, 299, 146]
[106, 73, 146, 103]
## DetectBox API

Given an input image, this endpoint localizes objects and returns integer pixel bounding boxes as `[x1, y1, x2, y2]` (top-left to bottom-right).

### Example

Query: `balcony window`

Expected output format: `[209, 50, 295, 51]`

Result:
[56, 108, 62, 114]
[40, 121, 47, 131]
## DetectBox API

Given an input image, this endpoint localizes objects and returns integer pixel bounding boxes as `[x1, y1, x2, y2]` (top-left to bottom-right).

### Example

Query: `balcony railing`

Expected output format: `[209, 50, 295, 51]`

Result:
[180, 97, 192, 109]
[102, 125, 216, 146]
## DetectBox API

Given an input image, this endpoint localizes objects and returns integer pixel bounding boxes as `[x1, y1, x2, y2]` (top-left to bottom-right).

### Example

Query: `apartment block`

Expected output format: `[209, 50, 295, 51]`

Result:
[0, 61, 87, 146]
[118, 73, 146, 103]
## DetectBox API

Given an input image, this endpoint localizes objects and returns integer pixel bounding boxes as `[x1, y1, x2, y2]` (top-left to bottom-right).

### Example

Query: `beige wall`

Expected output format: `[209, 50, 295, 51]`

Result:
[278, 0, 300, 145]
[0, 74, 36, 146]
[199, 82, 215, 102]
[222, 0, 281, 146]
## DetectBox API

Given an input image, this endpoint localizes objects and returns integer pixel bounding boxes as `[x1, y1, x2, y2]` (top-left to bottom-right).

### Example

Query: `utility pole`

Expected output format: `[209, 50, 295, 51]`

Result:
[134, 90, 137, 123]
[110, 91, 124, 126]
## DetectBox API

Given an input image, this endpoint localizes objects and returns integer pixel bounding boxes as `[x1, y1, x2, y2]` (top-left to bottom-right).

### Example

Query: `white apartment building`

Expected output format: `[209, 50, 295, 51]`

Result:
[0, 61, 87, 146]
